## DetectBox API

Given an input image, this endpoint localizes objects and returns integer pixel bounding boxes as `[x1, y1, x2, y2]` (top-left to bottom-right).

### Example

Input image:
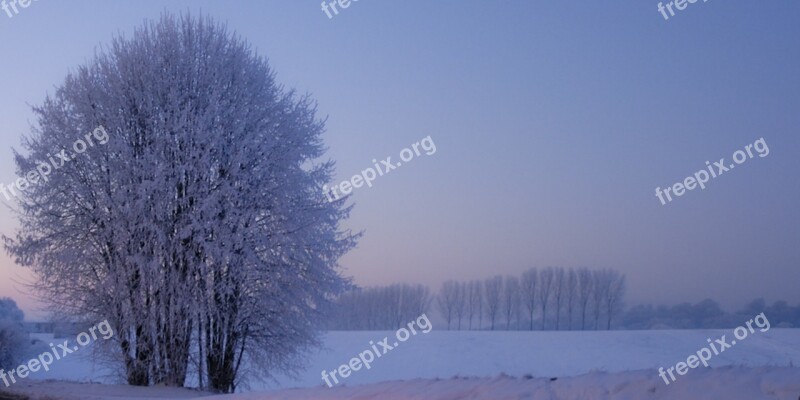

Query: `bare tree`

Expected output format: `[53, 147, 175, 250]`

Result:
[475, 280, 484, 330]
[565, 268, 578, 330]
[384, 285, 403, 328]
[552, 267, 565, 330]
[330, 284, 432, 331]
[538, 267, 555, 330]
[399, 284, 433, 326]
[577, 267, 593, 330]
[466, 280, 482, 330]
[414, 285, 434, 317]
[453, 282, 467, 330]
[591, 270, 608, 330]
[521, 268, 538, 330]
[437, 281, 460, 330]
[604, 270, 626, 330]
[503, 276, 521, 330]
[484, 276, 503, 330]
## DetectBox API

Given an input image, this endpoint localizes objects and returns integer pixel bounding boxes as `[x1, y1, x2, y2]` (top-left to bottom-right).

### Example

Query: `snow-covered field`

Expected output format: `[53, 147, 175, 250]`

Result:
[6, 329, 800, 399]
[7, 367, 800, 400]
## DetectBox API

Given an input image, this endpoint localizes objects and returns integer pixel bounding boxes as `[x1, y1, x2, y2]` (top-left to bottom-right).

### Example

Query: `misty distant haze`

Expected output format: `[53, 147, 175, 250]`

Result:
[1, 1, 799, 320]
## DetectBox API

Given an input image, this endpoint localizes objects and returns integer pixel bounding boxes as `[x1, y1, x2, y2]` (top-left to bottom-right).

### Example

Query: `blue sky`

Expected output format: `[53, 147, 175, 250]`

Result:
[1, 1, 798, 318]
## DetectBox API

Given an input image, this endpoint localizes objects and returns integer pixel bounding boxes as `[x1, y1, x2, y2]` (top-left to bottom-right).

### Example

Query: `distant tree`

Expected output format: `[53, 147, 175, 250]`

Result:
[401, 284, 433, 324]
[667, 303, 695, 329]
[741, 298, 767, 317]
[621, 304, 657, 330]
[565, 268, 577, 330]
[383, 285, 403, 328]
[764, 300, 798, 328]
[466, 281, 482, 330]
[329, 284, 432, 331]
[552, 267, 565, 330]
[603, 270, 626, 330]
[620, 297, 800, 330]
[484, 276, 503, 330]
[577, 268, 594, 330]
[690, 299, 724, 328]
[503, 276, 521, 330]
[437, 281, 460, 330]
[591, 270, 607, 330]
[474, 280, 484, 329]
[622, 298, 752, 330]
[521, 268, 538, 330]
[453, 282, 467, 330]
[538, 267, 555, 330]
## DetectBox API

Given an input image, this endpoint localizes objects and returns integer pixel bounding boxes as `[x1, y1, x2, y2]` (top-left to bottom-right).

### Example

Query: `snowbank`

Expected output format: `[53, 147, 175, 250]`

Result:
[210, 367, 800, 400]
[6, 367, 799, 400]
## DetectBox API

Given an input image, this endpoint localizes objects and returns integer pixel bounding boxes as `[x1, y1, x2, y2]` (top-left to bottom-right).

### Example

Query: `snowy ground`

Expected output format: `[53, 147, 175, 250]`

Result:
[5, 367, 800, 399]
[208, 367, 800, 400]
[4, 329, 799, 399]
[3, 380, 209, 400]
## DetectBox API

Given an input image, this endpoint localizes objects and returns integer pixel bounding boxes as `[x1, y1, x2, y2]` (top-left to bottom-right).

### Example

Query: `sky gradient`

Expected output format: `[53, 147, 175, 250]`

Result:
[1, 1, 798, 319]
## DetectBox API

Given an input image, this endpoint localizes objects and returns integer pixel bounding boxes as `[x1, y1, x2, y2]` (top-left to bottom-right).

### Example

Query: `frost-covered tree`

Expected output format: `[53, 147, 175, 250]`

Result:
[453, 282, 467, 330]
[521, 268, 538, 330]
[0, 298, 24, 323]
[483, 276, 503, 330]
[592, 270, 608, 330]
[577, 267, 594, 330]
[466, 280, 482, 330]
[552, 267, 565, 330]
[502, 276, 521, 330]
[603, 270, 626, 330]
[400, 284, 433, 326]
[437, 281, 460, 330]
[3, 14, 356, 393]
[565, 268, 577, 330]
[330, 284, 431, 330]
[475, 280, 484, 329]
[382, 285, 403, 329]
[538, 267, 555, 330]
[0, 298, 28, 371]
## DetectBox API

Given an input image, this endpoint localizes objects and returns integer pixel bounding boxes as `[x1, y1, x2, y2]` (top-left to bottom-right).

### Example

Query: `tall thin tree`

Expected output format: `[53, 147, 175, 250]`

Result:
[484, 276, 503, 331]
[521, 268, 538, 330]
[538, 267, 555, 330]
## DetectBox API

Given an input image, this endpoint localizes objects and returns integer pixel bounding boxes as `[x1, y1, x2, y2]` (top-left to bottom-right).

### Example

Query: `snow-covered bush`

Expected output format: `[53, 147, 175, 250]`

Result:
[0, 298, 28, 370]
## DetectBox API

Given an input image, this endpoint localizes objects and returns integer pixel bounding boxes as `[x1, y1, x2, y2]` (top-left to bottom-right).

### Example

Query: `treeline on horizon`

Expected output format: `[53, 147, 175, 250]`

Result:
[328, 268, 800, 331]
[624, 298, 800, 329]
[329, 267, 627, 331]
